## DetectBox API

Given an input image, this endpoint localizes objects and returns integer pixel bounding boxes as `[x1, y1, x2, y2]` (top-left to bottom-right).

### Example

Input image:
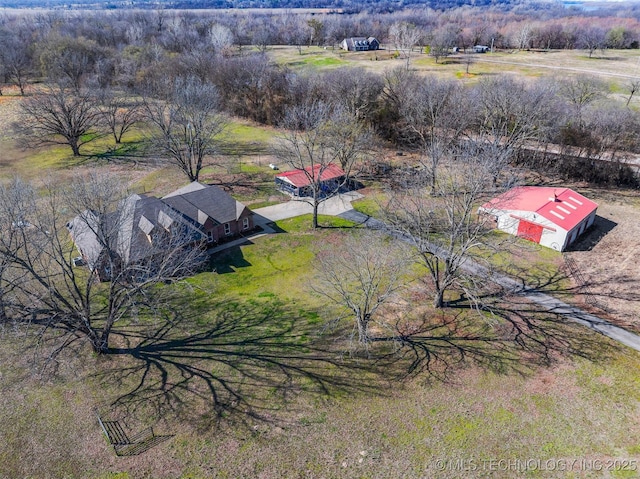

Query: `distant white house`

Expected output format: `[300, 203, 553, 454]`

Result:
[340, 37, 380, 52]
[478, 186, 598, 252]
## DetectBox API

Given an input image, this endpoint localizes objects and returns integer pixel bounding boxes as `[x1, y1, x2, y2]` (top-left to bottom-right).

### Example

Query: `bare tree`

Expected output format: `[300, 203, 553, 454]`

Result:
[557, 76, 605, 126]
[388, 22, 423, 70]
[37, 35, 103, 93]
[383, 143, 512, 309]
[586, 106, 640, 162]
[0, 178, 35, 324]
[208, 23, 234, 55]
[314, 232, 406, 346]
[579, 26, 607, 58]
[320, 107, 374, 171]
[379, 67, 421, 141]
[144, 77, 227, 182]
[282, 17, 311, 55]
[474, 75, 557, 181]
[98, 89, 143, 144]
[307, 18, 324, 47]
[18, 84, 102, 156]
[0, 27, 34, 95]
[510, 22, 533, 50]
[0, 174, 206, 362]
[320, 67, 384, 121]
[273, 102, 363, 229]
[211, 55, 290, 125]
[463, 53, 475, 75]
[625, 79, 640, 107]
[398, 76, 469, 195]
[429, 25, 459, 63]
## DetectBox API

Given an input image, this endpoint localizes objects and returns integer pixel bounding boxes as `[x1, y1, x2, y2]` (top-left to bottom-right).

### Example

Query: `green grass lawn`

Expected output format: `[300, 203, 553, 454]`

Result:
[221, 120, 278, 156]
[0, 210, 639, 478]
[270, 46, 351, 71]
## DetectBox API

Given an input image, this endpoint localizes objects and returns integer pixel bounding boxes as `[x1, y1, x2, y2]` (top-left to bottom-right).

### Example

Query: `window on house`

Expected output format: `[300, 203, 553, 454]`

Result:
[242, 217, 249, 230]
[224, 223, 231, 235]
[207, 231, 214, 243]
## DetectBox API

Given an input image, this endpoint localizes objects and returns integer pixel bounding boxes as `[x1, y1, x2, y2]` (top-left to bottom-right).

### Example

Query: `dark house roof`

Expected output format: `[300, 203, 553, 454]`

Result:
[162, 182, 251, 226]
[68, 194, 203, 272]
[342, 37, 379, 51]
[275, 163, 346, 188]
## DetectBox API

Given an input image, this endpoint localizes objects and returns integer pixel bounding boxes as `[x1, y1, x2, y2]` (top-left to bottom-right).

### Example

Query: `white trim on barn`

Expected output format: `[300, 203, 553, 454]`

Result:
[479, 186, 598, 251]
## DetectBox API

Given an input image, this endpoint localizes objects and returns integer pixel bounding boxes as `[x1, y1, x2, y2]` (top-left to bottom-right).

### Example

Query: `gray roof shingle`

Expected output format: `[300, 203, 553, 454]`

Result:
[162, 182, 250, 226]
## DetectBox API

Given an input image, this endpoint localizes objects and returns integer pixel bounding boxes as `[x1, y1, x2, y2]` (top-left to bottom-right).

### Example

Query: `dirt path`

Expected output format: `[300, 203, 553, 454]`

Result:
[476, 57, 640, 80]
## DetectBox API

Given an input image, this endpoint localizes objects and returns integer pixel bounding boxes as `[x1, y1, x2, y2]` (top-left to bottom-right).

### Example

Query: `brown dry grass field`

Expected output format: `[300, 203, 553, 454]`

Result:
[0, 49, 640, 479]
[271, 45, 640, 89]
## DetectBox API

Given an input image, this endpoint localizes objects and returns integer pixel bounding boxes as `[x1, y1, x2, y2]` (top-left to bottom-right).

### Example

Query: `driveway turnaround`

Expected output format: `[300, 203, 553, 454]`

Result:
[208, 193, 364, 254]
[253, 192, 363, 223]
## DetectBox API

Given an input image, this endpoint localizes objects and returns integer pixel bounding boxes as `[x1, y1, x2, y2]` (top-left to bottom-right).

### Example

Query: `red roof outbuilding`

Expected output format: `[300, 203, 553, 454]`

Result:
[275, 163, 346, 188]
[481, 186, 598, 231]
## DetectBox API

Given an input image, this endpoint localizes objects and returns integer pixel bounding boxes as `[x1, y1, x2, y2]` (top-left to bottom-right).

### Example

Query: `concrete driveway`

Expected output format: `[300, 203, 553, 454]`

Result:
[208, 192, 363, 254]
[253, 192, 363, 225]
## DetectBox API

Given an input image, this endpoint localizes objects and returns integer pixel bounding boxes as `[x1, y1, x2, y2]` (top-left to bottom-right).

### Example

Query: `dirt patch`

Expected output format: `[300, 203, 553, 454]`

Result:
[564, 187, 640, 332]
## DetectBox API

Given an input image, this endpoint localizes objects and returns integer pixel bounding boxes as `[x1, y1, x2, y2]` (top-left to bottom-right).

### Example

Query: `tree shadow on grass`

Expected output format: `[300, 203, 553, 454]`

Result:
[93, 297, 380, 432]
[500, 252, 640, 318]
[371, 310, 528, 381]
[371, 266, 619, 383]
[500, 262, 573, 295]
[80, 140, 156, 166]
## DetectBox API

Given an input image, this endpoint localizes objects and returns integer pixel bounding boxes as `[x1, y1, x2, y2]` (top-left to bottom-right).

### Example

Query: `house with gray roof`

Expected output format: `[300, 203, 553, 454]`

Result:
[162, 182, 254, 245]
[67, 194, 204, 281]
[340, 37, 380, 52]
[68, 183, 254, 280]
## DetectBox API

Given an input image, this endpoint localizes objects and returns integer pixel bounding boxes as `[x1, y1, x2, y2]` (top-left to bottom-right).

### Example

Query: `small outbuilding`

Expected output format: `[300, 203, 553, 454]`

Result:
[478, 186, 598, 252]
[275, 163, 347, 197]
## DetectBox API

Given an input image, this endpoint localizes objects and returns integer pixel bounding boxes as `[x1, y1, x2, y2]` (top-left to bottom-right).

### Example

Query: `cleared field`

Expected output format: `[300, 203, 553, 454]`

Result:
[564, 187, 640, 332]
[271, 46, 640, 94]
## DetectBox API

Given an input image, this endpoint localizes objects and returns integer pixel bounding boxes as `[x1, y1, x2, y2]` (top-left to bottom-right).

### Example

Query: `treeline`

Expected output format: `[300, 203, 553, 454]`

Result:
[0, 0, 565, 12]
[2, 7, 640, 95]
[3, 9, 640, 186]
[2, 6, 640, 59]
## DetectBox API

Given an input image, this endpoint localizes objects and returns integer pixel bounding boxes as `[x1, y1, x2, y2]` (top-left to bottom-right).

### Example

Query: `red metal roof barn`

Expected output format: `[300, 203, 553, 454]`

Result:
[479, 186, 598, 251]
[275, 163, 346, 197]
